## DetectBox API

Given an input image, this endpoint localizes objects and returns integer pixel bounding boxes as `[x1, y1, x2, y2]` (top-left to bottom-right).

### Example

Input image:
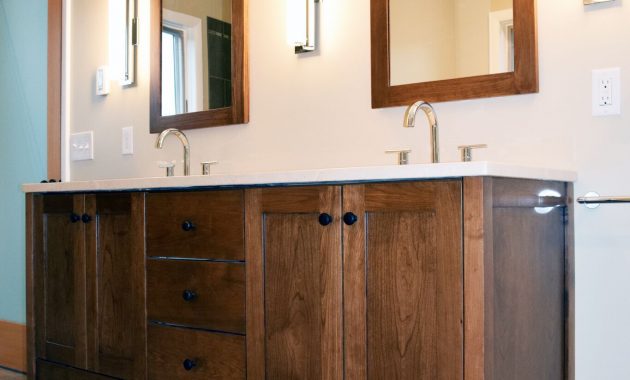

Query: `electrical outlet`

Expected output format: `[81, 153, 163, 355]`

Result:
[70, 131, 94, 161]
[122, 126, 134, 155]
[592, 68, 621, 116]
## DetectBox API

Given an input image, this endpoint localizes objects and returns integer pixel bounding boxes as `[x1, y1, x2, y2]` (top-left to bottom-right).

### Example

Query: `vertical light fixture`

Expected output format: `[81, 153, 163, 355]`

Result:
[109, 0, 138, 86]
[288, 0, 318, 54]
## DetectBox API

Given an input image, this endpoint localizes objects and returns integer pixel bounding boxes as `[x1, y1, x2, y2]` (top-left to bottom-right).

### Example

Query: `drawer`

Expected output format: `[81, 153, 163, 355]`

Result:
[147, 259, 246, 334]
[37, 359, 118, 380]
[148, 325, 245, 380]
[146, 191, 244, 260]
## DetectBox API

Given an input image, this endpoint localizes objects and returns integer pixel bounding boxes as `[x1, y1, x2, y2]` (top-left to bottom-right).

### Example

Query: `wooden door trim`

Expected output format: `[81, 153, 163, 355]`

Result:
[47, 0, 62, 179]
[0, 320, 27, 373]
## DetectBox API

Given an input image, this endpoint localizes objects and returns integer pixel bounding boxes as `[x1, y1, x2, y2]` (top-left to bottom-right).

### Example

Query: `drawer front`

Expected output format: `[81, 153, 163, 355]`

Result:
[146, 191, 244, 260]
[148, 325, 245, 380]
[37, 359, 118, 380]
[147, 260, 246, 334]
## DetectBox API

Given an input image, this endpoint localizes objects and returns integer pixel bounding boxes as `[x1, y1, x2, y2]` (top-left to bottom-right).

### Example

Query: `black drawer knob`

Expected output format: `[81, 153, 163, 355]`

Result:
[70, 213, 80, 223]
[343, 212, 358, 226]
[182, 358, 197, 371]
[182, 290, 197, 302]
[318, 213, 333, 226]
[81, 214, 92, 224]
[181, 220, 196, 232]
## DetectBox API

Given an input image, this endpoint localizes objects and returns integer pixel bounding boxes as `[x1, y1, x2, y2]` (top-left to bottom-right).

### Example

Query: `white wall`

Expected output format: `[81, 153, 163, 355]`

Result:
[66, 1, 630, 378]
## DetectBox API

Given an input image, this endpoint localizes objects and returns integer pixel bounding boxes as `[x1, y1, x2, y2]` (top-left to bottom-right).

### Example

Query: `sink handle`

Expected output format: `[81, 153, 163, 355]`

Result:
[158, 160, 176, 177]
[201, 161, 218, 175]
[385, 149, 411, 165]
[457, 144, 487, 162]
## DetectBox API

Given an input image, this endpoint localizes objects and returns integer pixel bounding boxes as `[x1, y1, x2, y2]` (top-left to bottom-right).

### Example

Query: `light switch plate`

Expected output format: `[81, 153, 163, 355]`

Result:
[122, 126, 134, 155]
[592, 68, 621, 116]
[96, 66, 110, 96]
[70, 131, 94, 161]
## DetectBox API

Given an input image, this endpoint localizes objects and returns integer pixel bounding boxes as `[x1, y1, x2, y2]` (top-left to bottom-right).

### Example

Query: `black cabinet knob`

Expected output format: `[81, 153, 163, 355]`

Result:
[343, 212, 358, 226]
[81, 214, 92, 224]
[182, 358, 197, 371]
[182, 290, 197, 302]
[70, 213, 80, 223]
[181, 220, 195, 232]
[318, 213, 333, 226]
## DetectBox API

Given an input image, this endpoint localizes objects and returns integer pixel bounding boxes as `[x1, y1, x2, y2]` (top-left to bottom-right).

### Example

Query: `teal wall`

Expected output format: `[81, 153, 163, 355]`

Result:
[0, 0, 47, 324]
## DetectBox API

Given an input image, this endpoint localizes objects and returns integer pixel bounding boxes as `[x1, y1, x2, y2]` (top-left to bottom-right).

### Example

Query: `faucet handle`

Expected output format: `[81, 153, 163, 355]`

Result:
[457, 144, 487, 162]
[201, 161, 218, 175]
[385, 149, 411, 165]
[158, 160, 176, 177]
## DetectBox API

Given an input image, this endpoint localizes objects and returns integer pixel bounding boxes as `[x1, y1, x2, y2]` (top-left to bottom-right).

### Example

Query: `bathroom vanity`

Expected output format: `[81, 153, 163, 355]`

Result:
[23, 163, 576, 380]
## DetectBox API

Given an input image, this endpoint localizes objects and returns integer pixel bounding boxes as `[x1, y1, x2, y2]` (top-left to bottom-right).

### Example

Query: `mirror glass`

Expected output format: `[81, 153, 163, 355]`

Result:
[389, 0, 513, 86]
[161, 0, 232, 116]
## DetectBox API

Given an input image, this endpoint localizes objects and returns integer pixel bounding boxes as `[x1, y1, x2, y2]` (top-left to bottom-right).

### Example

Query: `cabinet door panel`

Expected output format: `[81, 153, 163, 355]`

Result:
[245, 187, 343, 380]
[344, 181, 463, 380]
[85, 193, 146, 379]
[34, 195, 87, 368]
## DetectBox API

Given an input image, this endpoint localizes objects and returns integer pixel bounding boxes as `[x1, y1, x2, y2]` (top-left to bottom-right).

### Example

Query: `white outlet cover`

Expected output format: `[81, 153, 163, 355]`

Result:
[592, 67, 621, 116]
[122, 126, 134, 155]
[70, 131, 94, 161]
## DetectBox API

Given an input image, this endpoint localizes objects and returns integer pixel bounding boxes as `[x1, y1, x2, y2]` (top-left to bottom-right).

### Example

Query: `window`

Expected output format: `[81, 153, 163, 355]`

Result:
[162, 26, 185, 116]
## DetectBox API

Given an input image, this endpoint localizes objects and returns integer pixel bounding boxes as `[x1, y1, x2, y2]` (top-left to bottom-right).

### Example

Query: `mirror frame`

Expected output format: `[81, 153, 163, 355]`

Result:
[370, 0, 538, 108]
[150, 0, 249, 133]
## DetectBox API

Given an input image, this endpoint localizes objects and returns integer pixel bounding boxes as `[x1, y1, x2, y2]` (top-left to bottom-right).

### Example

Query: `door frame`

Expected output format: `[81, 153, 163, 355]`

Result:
[48, 0, 62, 180]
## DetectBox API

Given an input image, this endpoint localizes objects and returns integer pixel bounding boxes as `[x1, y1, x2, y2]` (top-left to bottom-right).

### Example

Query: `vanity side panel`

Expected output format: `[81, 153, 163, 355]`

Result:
[489, 178, 567, 380]
[564, 183, 575, 380]
[26, 193, 35, 379]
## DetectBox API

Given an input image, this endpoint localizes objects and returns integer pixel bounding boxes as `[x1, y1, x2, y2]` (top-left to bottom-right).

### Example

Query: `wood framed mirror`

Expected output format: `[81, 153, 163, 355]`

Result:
[150, 0, 248, 133]
[371, 0, 537, 108]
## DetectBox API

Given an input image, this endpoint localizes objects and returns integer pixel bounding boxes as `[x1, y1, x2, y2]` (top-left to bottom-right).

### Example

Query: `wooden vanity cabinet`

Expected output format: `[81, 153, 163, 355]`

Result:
[245, 177, 572, 380]
[27, 177, 572, 380]
[28, 193, 146, 379]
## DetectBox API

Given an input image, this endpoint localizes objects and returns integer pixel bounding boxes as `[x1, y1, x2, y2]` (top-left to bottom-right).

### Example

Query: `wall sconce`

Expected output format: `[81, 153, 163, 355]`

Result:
[584, 0, 614, 4]
[287, 0, 319, 54]
[109, 0, 138, 86]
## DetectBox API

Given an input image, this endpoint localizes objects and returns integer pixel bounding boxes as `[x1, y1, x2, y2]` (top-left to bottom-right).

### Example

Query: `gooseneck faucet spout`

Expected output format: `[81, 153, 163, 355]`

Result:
[403, 101, 440, 163]
[156, 128, 191, 176]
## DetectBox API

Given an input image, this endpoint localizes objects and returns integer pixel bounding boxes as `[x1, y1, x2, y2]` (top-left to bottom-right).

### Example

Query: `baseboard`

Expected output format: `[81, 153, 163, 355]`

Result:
[0, 320, 26, 373]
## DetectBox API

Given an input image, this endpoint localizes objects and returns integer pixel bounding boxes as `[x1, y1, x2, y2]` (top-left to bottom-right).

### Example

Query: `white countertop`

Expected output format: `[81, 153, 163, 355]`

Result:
[22, 161, 577, 193]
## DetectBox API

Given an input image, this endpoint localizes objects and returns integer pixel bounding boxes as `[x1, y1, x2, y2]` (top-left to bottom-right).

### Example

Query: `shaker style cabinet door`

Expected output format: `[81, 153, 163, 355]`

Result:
[245, 186, 343, 380]
[343, 181, 464, 380]
[84, 193, 146, 379]
[33, 195, 87, 369]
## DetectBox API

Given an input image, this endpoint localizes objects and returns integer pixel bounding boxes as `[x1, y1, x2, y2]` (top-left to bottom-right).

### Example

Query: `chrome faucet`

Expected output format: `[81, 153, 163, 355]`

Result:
[155, 128, 191, 176]
[403, 101, 440, 163]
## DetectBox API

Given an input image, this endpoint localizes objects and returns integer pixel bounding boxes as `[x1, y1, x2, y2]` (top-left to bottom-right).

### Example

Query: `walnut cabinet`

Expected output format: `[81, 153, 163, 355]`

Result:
[26, 177, 573, 379]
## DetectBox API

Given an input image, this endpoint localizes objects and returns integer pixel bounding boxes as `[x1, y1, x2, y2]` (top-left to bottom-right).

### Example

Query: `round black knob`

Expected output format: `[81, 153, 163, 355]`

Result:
[182, 359, 197, 371]
[182, 290, 197, 302]
[343, 212, 358, 226]
[70, 213, 80, 223]
[181, 220, 195, 232]
[318, 213, 333, 226]
[81, 214, 92, 224]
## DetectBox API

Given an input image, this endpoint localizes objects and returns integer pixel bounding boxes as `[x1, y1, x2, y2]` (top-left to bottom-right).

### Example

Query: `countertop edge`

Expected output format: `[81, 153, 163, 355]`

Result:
[22, 162, 578, 194]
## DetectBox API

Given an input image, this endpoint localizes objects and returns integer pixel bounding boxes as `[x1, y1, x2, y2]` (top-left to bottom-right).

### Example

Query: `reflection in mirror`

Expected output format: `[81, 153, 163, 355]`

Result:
[389, 0, 513, 86]
[161, 0, 232, 116]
